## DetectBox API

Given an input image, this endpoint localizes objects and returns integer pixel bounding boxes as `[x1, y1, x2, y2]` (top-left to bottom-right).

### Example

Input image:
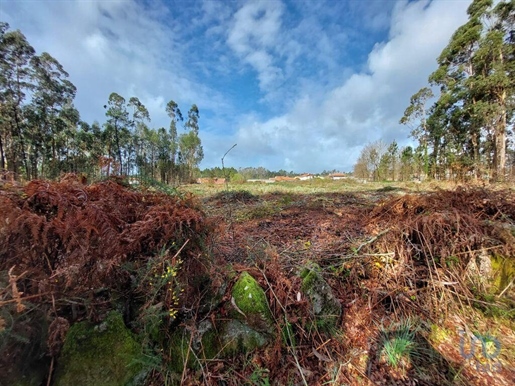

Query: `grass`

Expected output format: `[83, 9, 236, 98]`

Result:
[378, 318, 421, 369]
[180, 178, 414, 197]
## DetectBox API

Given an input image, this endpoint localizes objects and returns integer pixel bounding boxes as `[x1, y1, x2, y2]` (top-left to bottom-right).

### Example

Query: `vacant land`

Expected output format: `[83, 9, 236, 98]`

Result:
[1, 177, 514, 385]
[183, 179, 515, 385]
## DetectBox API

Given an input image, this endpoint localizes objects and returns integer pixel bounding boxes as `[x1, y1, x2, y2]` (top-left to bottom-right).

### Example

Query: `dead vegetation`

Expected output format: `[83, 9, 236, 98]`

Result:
[1, 179, 514, 385]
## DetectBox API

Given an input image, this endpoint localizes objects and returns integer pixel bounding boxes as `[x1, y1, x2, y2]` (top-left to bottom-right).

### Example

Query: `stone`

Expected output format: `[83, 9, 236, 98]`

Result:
[300, 263, 342, 334]
[230, 271, 274, 333]
[53, 311, 143, 386]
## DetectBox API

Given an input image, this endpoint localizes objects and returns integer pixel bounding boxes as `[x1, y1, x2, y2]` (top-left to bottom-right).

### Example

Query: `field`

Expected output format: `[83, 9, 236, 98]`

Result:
[1, 176, 514, 385]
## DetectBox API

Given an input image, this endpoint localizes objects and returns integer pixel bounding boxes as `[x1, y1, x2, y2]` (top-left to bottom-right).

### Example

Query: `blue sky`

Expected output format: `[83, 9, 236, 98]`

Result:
[1, 0, 472, 172]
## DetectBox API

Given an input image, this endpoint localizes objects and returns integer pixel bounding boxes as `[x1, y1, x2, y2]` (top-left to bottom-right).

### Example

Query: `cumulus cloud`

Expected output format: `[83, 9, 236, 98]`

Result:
[1, 0, 473, 173]
[230, 0, 471, 172]
[1, 0, 229, 127]
[227, 0, 285, 91]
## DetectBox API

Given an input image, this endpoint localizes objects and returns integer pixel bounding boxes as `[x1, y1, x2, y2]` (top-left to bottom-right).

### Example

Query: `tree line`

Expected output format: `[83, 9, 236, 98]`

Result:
[355, 0, 514, 182]
[0, 22, 203, 184]
[399, 0, 514, 182]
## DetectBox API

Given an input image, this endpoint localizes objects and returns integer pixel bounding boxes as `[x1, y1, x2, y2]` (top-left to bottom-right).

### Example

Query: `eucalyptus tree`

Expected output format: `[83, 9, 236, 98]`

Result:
[400, 87, 434, 178]
[0, 23, 35, 178]
[104, 92, 132, 175]
[179, 104, 203, 182]
[27, 52, 78, 178]
[166, 100, 182, 183]
[401, 0, 515, 181]
[128, 97, 150, 176]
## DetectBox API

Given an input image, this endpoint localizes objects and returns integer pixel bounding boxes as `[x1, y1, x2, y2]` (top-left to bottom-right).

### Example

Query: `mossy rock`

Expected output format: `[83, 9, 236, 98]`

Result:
[53, 311, 143, 386]
[169, 319, 269, 373]
[199, 319, 268, 359]
[168, 327, 198, 374]
[231, 272, 274, 333]
[300, 263, 342, 334]
[490, 255, 515, 293]
[219, 320, 268, 356]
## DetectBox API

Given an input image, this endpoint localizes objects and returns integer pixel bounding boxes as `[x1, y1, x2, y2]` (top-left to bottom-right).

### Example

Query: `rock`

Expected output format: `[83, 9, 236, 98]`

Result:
[219, 320, 268, 356]
[53, 311, 143, 386]
[170, 318, 269, 372]
[300, 263, 342, 334]
[230, 271, 274, 333]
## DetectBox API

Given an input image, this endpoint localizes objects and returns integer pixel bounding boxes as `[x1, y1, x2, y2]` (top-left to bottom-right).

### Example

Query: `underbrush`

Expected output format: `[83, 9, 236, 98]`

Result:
[0, 175, 213, 385]
[1, 180, 514, 385]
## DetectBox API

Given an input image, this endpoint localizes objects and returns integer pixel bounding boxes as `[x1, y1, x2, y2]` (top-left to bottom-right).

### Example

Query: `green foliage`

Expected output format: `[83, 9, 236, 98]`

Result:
[401, 0, 515, 181]
[248, 366, 271, 386]
[0, 23, 203, 185]
[378, 319, 420, 369]
[53, 311, 143, 386]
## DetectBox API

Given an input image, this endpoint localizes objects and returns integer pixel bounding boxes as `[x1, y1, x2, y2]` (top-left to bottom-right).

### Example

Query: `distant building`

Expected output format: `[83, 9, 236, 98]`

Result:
[274, 176, 297, 182]
[328, 173, 348, 180]
[296, 173, 314, 181]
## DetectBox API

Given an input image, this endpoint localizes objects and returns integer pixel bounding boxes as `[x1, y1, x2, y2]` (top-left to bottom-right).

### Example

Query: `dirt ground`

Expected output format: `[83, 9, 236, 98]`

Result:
[189, 181, 515, 386]
[1, 178, 514, 385]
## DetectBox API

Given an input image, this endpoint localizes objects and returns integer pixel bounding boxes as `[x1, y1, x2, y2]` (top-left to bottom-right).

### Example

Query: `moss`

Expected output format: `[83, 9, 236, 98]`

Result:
[231, 272, 273, 332]
[54, 311, 142, 386]
[490, 255, 515, 293]
[300, 263, 342, 335]
[429, 324, 451, 345]
[168, 328, 197, 373]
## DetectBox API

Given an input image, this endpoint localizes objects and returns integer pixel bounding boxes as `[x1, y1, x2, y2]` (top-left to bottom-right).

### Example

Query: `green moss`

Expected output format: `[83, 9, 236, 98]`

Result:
[168, 328, 197, 373]
[490, 255, 515, 293]
[429, 324, 451, 345]
[199, 324, 220, 360]
[54, 311, 143, 386]
[300, 263, 342, 335]
[300, 264, 320, 292]
[231, 272, 273, 332]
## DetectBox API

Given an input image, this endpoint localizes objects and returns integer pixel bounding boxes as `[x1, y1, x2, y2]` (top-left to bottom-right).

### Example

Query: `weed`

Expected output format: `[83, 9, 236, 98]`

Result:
[378, 318, 421, 369]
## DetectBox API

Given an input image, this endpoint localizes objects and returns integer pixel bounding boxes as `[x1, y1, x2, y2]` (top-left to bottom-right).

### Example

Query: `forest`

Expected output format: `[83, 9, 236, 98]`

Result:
[0, 22, 203, 184]
[355, 0, 514, 183]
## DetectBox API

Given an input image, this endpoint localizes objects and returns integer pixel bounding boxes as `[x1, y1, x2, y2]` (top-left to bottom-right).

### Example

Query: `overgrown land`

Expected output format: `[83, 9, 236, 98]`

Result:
[1, 1, 515, 385]
[1, 177, 514, 385]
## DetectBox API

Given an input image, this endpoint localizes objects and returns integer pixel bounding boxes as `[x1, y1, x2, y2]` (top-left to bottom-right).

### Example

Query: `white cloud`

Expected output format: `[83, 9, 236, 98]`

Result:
[229, 0, 472, 172]
[1, 0, 474, 173]
[1, 0, 229, 128]
[227, 0, 285, 91]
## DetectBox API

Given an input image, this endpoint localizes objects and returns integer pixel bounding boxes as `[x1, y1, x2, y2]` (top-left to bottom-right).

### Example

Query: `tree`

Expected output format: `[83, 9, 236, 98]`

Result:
[0, 24, 35, 178]
[165, 100, 182, 184]
[353, 140, 387, 181]
[400, 87, 434, 179]
[27, 52, 78, 178]
[104, 93, 132, 175]
[403, 0, 515, 181]
[179, 104, 203, 182]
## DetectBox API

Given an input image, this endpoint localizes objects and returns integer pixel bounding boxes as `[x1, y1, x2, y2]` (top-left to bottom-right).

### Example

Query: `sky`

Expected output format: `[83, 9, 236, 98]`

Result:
[1, 0, 473, 173]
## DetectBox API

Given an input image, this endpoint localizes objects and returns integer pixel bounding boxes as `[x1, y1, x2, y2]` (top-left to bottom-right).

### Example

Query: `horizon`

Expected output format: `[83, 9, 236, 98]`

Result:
[1, 0, 472, 173]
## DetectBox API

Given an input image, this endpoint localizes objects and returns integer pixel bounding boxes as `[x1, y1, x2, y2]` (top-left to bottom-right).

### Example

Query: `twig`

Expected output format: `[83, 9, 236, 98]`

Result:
[355, 228, 390, 253]
[180, 327, 195, 385]
[0, 292, 52, 306]
[46, 357, 54, 386]
[497, 276, 515, 298]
